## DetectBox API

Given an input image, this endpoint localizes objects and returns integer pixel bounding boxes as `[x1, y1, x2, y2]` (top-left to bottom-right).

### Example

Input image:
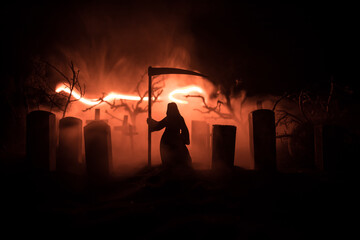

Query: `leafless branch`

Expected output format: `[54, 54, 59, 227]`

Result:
[104, 110, 124, 122]
[25, 59, 73, 113]
[275, 110, 303, 128]
[298, 90, 311, 123]
[91, 76, 164, 128]
[277, 110, 303, 123]
[186, 94, 234, 120]
[272, 92, 289, 111]
[43, 60, 86, 117]
[43, 61, 70, 83]
[82, 93, 113, 112]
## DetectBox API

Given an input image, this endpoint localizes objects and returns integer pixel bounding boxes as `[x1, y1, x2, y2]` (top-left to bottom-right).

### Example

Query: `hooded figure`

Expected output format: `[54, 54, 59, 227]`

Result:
[147, 102, 192, 168]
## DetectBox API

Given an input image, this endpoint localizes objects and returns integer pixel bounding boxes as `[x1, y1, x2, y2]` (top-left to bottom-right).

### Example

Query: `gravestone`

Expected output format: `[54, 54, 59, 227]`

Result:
[84, 110, 112, 181]
[288, 123, 315, 170]
[212, 125, 237, 170]
[26, 110, 56, 172]
[57, 117, 84, 175]
[314, 124, 351, 172]
[86, 108, 108, 124]
[191, 120, 210, 168]
[249, 109, 276, 171]
[114, 115, 137, 153]
[114, 115, 129, 131]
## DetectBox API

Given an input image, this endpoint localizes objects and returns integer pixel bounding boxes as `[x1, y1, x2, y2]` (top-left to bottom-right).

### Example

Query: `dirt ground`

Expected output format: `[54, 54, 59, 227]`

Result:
[1, 160, 355, 239]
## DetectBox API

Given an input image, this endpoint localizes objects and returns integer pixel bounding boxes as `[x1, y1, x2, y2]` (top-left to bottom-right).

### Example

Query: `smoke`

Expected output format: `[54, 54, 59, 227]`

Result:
[27, 1, 289, 174]
[33, 1, 197, 173]
[45, 1, 193, 93]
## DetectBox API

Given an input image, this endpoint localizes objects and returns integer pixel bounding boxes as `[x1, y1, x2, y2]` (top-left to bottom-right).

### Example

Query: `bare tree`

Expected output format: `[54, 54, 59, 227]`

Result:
[46, 61, 85, 118]
[272, 79, 350, 138]
[24, 59, 86, 118]
[25, 59, 64, 112]
[185, 94, 234, 120]
[83, 74, 164, 129]
[185, 82, 244, 123]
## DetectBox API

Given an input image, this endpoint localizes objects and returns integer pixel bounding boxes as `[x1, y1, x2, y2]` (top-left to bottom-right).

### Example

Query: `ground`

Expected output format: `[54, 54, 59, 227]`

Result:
[1, 160, 355, 239]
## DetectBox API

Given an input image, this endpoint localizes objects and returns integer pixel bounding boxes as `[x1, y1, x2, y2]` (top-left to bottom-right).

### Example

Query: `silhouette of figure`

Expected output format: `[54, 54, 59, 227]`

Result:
[147, 102, 192, 168]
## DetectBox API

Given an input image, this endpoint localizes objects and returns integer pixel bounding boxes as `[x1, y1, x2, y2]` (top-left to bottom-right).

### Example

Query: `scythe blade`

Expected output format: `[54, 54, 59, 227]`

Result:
[148, 66, 208, 78]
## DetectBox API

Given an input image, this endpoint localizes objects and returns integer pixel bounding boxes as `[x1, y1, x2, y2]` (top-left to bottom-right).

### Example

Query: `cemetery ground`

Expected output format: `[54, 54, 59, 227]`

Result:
[1, 158, 355, 239]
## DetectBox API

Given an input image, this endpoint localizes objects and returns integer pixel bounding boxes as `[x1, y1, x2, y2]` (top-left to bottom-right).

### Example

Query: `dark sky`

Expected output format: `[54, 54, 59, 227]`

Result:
[1, 0, 357, 97]
[0, 0, 358, 158]
[188, 1, 357, 96]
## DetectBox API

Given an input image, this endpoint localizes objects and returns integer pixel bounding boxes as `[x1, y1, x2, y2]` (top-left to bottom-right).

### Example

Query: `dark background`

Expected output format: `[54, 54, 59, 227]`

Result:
[1, 0, 359, 160]
[1, 0, 358, 94]
[0, 1, 358, 237]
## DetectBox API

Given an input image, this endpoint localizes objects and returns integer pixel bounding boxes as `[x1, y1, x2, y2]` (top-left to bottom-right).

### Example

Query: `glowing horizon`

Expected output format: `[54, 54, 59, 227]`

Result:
[55, 83, 205, 106]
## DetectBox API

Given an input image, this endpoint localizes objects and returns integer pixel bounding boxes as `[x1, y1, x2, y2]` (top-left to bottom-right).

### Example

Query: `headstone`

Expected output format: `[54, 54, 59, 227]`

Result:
[26, 110, 56, 172]
[114, 115, 137, 153]
[57, 117, 84, 175]
[288, 123, 315, 170]
[191, 120, 210, 168]
[114, 115, 129, 130]
[84, 120, 112, 181]
[314, 124, 351, 172]
[95, 108, 100, 121]
[249, 109, 276, 171]
[212, 125, 237, 170]
[86, 108, 108, 124]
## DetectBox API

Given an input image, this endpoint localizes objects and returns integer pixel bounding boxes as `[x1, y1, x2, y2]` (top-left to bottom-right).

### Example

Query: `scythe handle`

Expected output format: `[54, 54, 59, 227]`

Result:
[147, 66, 208, 167]
[148, 67, 152, 167]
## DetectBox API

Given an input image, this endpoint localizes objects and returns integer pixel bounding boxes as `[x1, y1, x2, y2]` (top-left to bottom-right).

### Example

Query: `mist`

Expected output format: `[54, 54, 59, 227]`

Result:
[2, 2, 357, 237]
[18, 1, 262, 174]
[4, 1, 302, 175]
[3, 1, 345, 173]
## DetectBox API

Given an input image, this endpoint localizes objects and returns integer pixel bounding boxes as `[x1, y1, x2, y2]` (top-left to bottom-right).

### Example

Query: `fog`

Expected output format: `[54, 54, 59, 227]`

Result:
[44, 77, 285, 175]
[24, 1, 291, 175]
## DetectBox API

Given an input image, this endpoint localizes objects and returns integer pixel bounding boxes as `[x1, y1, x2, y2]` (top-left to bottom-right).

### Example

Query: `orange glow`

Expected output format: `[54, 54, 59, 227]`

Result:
[55, 83, 205, 106]
[168, 85, 204, 104]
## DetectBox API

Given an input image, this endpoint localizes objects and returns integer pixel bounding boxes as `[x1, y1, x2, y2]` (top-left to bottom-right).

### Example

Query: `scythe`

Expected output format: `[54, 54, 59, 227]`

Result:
[147, 66, 208, 167]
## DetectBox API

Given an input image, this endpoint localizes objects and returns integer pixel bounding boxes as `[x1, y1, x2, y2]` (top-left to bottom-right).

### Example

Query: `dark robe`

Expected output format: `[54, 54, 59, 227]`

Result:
[149, 116, 192, 168]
